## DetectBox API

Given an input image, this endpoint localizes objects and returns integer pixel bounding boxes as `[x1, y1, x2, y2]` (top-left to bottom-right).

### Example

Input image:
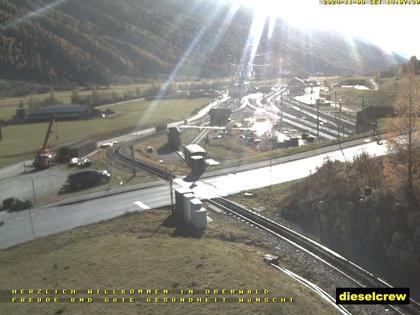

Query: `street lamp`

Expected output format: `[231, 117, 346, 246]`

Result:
[337, 98, 343, 138]
[29, 177, 36, 239]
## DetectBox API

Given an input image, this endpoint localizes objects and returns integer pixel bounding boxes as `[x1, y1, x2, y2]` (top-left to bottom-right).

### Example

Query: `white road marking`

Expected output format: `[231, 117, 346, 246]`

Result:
[134, 201, 150, 210]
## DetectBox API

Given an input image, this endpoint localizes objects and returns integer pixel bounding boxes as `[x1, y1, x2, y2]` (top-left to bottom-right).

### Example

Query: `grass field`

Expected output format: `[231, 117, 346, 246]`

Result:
[329, 77, 400, 111]
[0, 208, 338, 315]
[0, 98, 211, 168]
[0, 78, 231, 120]
[0, 83, 155, 119]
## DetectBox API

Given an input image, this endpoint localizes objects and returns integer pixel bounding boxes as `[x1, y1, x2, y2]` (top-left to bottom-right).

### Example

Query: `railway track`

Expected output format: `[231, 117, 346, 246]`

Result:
[285, 98, 356, 131]
[107, 143, 170, 180]
[207, 197, 420, 315]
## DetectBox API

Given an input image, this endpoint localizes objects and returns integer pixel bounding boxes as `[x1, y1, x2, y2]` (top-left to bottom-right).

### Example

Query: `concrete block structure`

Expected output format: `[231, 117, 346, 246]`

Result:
[184, 144, 207, 166]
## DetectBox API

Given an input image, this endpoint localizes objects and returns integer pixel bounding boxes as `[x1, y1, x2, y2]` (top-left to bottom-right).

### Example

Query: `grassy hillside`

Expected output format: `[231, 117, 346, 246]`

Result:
[0, 0, 402, 85]
[0, 208, 339, 315]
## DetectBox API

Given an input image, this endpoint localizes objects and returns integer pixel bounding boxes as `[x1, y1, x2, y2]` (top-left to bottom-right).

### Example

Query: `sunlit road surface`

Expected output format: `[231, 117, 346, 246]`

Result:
[0, 140, 387, 249]
[187, 140, 387, 199]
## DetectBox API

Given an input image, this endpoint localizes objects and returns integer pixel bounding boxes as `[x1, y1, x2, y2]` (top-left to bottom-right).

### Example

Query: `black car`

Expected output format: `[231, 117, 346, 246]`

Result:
[66, 170, 111, 190]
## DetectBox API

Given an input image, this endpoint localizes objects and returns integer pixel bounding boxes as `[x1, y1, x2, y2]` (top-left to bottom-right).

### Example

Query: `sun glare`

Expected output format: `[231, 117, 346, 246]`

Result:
[229, 0, 420, 57]
[232, 0, 320, 28]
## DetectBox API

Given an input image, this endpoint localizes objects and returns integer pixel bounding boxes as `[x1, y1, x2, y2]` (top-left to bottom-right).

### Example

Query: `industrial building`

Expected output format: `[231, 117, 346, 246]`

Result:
[184, 144, 207, 166]
[25, 105, 94, 123]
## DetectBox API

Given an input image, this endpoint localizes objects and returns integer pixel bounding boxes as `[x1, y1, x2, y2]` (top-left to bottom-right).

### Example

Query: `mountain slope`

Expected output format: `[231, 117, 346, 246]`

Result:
[0, 0, 403, 84]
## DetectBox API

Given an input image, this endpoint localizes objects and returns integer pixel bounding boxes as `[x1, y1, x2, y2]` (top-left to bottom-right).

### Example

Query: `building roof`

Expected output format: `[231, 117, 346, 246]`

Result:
[185, 144, 206, 154]
[32, 105, 90, 115]
[209, 108, 231, 114]
[25, 105, 91, 122]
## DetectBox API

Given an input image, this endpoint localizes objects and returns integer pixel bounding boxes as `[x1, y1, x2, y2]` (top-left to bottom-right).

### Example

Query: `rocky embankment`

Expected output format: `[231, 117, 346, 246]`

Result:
[282, 195, 420, 280]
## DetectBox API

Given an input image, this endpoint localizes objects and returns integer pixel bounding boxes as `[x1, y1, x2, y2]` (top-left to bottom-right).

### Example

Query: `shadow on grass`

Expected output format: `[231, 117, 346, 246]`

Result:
[156, 213, 205, 238]
[157, 143, 178, 155]
[173, 222, 205, 238]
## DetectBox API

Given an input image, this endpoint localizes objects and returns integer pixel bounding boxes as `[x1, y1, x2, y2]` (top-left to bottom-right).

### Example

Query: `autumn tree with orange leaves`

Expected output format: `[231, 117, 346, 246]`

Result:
[384, 56, 420, 204]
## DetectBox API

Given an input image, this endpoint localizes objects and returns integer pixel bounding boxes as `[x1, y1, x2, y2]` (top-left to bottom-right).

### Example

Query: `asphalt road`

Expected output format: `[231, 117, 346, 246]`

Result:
[0, 139, 387, 249]
[0, 166, 71, 204]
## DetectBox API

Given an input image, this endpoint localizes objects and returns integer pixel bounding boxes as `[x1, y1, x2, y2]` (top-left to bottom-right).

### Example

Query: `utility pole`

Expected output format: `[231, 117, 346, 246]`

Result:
[29, 177, 36, 239]
[334, 92, 338, 138]
[339, 99, 342, 138]
[335, 91, 337, 110]
[130, 144, 136, 177]
[167, 170, 174, 215]
[337, 98, 342, 139]
[267, 130, 273, 200]
[30, 177, 37, 206]
[279, 96, 284, 131]
[108, 161, 113, 190]
[316, 99, 320, 138]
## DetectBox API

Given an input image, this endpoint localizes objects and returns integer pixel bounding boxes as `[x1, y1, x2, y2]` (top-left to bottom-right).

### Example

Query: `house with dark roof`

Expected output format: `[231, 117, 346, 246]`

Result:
[25, 105, 94, 123]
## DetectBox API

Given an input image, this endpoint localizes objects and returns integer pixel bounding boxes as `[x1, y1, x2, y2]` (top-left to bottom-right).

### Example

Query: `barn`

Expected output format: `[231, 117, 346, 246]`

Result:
[25, 105, 93, 123]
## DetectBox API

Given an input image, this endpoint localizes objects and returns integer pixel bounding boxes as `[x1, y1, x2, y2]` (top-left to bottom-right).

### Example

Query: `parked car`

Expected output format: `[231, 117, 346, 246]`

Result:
[2, 197, 33, 212]
[99, 141, 118, 148]
[66, 170, 111, 190]
[68, 157, 92, 168]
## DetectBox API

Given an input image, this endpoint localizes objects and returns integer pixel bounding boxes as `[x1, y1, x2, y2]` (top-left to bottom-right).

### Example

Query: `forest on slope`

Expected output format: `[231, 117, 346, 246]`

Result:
[0, 0, 404, 85]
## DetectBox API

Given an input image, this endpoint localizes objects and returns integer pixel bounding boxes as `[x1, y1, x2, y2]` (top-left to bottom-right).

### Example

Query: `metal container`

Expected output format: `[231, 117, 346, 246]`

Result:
[192, 207, 207, 229]
[182, 193, 195, 223]
[175, 188, 193, 221]
[190, 198, 203, 212]
[190, 155, 205, 175]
